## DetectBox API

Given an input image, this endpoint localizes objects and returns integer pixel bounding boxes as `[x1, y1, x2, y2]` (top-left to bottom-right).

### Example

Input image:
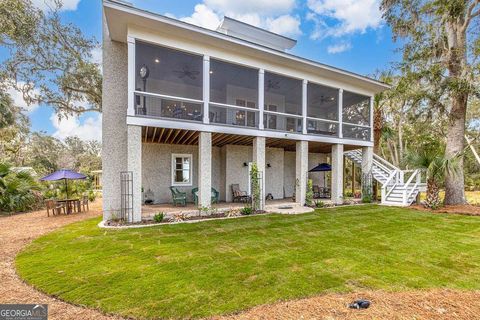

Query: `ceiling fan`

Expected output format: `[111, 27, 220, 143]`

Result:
[173, 65, 200, 80]
[313, 95, 335, 104]
[266, 79, 280, 91]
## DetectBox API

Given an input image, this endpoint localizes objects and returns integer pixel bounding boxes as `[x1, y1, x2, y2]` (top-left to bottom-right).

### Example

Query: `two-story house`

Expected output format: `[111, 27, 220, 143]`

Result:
[102, 0, 391, 222]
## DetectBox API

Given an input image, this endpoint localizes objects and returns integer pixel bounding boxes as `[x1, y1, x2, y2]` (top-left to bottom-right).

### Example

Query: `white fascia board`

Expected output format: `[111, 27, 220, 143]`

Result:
[127, 116, 374, 147]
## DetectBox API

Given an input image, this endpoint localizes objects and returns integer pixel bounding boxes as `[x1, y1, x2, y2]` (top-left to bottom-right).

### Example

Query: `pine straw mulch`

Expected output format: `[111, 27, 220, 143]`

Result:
[411, 204, 480, 216]
[214, 289, 480, 320]
[2, 201, 480, 320]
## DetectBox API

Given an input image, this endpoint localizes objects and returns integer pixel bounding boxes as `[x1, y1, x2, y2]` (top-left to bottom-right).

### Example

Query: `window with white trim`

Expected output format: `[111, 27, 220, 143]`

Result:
[171, 154, 193, 186]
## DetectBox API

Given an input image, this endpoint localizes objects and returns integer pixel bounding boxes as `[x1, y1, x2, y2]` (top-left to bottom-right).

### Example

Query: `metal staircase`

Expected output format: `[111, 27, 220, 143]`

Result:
[344, 149, 427, 206]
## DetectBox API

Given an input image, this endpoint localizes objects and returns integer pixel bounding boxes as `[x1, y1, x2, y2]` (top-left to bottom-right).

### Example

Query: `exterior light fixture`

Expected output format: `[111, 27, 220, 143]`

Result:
[154, 58, 160, 63]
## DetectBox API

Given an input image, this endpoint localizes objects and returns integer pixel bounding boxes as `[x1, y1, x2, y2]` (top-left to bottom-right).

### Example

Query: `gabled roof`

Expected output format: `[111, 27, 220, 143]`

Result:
[103, 0, 390, 93]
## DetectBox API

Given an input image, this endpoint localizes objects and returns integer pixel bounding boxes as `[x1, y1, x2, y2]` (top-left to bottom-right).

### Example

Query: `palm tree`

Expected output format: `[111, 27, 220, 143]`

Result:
[406, 148, 459, 209]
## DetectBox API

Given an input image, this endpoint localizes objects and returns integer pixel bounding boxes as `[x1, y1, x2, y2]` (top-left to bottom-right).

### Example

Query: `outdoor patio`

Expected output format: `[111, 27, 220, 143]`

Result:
[141, 197, 363, 218]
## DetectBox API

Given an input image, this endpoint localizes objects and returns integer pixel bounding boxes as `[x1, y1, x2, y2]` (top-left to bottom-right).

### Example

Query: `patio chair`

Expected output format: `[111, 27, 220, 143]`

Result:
[81, 195, 89, 212]
[192, 187, 220, 205]
[45, 199, 65, 216]
[231, 184, 250, 203]
[169, 186, 187, 206]
[313, 185, 320, 199]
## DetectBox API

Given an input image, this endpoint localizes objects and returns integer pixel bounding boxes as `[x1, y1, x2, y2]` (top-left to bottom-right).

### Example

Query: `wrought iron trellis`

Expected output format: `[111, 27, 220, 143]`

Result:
[120, 171, 133, 222]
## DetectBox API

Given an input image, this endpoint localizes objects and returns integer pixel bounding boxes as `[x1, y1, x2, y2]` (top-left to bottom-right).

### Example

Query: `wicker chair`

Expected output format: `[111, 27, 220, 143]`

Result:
[192, 187, 220, 205]
[231, 184, 250, 203]
[169, 186, 187, 206]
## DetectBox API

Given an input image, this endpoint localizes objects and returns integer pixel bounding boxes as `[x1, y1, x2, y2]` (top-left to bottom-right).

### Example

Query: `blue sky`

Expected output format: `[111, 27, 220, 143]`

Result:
[11, 0, 400, 141]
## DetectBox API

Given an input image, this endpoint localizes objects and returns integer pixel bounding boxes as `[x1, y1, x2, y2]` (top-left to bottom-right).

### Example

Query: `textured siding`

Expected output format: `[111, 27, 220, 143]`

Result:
[101, 14, 128, 220]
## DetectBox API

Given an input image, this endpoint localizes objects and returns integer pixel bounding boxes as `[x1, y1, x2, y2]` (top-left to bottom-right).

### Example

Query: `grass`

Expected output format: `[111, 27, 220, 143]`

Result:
[16, 205, 480, 319]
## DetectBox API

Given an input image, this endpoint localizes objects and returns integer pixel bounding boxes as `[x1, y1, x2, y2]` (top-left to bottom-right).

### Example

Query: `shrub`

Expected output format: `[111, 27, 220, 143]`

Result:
[306, 179, 313, 206]
[153, 212, 164, 223]
[0, 163, 41, 213]
[240, 206, 253, 215]
[315, 200, 325, 208]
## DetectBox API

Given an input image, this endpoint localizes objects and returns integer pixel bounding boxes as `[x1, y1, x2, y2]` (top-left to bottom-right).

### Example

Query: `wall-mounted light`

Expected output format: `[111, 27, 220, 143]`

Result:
[154, 58, 160, 63]
[267, 163, 271, 168]
[243, 162, 248, 167]
[209, 70, 213, 74]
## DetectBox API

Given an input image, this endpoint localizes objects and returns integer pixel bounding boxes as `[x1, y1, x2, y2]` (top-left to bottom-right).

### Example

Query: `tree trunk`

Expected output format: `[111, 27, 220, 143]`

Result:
[444, 20, 467, 205]
[444, 92, 467, 204]
[425, 178, 440, 209]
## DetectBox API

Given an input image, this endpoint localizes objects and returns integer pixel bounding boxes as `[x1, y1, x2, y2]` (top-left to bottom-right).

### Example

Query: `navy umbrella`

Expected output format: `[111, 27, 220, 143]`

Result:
[40, 169, 86, 199]
[309, 163, 331, 187]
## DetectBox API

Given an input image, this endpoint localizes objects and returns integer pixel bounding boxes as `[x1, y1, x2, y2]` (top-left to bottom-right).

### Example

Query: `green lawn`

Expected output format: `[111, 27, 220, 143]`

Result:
[16, 205, 480, 319]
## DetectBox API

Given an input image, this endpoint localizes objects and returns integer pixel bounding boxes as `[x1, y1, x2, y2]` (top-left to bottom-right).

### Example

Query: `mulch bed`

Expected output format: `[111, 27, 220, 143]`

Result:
[411, 204, 480, 216]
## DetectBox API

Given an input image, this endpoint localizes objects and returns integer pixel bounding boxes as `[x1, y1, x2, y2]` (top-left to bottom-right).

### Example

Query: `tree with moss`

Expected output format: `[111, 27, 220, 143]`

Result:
[0, 0, 101, 116]
[381, 0, 480, 204]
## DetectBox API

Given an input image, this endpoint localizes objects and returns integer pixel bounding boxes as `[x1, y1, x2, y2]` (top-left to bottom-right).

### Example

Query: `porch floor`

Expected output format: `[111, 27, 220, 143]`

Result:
[142, 198, 337, 218]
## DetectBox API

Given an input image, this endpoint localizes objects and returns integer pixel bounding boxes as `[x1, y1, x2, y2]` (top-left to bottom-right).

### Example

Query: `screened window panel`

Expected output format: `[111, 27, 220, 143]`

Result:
[264, 72, 302, 116]
[210, 59, 258, 107]
[307, 83, 338, 120]
[135, 42, 203, 100]
[342, 91, 370, 126]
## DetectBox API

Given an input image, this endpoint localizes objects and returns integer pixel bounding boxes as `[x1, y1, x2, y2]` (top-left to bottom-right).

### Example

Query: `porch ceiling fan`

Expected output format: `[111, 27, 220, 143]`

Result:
[312, 95, 335, 104]
[173, 65, 200, 80]
[266, 79, 280, 91]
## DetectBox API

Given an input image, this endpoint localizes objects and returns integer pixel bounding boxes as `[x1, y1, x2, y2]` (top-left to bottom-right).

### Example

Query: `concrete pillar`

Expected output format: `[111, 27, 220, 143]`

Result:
[331, 144, 344, 204]
[127, 125, 142, 222]
[362, 146, 374, 199]
[253, 137, 266, 210]
[198, 132, 212, 208]
[295, 140, 308, 205]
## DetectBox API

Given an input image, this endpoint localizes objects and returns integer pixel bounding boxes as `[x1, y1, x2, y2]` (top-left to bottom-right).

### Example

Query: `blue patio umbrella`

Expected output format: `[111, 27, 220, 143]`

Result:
[40, 169, 86, 199]
[309, 163, 331, 187]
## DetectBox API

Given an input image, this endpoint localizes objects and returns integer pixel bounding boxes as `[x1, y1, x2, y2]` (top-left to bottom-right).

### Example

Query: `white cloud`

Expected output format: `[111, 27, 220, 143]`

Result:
[307, 0, 382, 38]
[175, 0, 301, 38]
[180, 4, 222, 30]
[266, 15, 302, 37]
[327, 42, 352, 54]
[32, 0, 81, 12]
[204, 0, 295, 16]
[7, 82, 40, 113]
[50, 113, 102, 141]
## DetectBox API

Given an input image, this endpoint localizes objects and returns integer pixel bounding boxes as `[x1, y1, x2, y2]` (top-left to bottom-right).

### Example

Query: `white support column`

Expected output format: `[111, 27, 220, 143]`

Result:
[127, 36, 135, 116]
[295, 140, 308, 205]
[203, 56, 210, 124]
[362, 146, 374, 199]
[369, 95, 374, 142]
[253, 137, 266, 210]
[338, 89, 343, 138]
[258, 69, 265, 129]
[127, 125, 142, 222]
[331, 144, 344, 205]
[302, 79, 308, 134]
[198, 132, 212, 207]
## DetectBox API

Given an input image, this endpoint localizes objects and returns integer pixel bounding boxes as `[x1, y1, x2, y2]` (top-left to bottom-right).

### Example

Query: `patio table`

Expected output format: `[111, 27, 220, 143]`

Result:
[56, 199, 80, 214]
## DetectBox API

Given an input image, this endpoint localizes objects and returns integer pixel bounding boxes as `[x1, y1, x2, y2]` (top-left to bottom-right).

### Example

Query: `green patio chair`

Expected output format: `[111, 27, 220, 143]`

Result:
[192, 187, 220, 206]
[169, 186, 187, 206]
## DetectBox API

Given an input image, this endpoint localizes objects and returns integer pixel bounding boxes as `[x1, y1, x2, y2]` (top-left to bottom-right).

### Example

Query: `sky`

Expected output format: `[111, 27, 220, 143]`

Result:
[9, 0, 401, 141]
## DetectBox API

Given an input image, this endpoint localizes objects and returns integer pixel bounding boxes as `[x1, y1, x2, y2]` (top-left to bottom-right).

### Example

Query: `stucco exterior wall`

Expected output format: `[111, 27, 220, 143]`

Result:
[224, 145, 252, 202]
[102, 14, 128, 220]
[284, 151, 328, 198]
[142, 143, 223, 204]
[265, 147, 284, 199]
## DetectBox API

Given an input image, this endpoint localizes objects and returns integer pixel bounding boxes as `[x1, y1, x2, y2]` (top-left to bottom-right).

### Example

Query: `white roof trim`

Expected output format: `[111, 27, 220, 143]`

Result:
[103, 0, 390, 92]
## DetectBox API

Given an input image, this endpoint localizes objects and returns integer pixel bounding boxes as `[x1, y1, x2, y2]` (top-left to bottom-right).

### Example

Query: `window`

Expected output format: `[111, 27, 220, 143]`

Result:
[135, 42, 203, 100]
[171, 154, 193, 186]
[307, 82, 338, 120]
[342, 91, 370, 126]
[264, 72, 302, 115]
[210, 59, 258, 106]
